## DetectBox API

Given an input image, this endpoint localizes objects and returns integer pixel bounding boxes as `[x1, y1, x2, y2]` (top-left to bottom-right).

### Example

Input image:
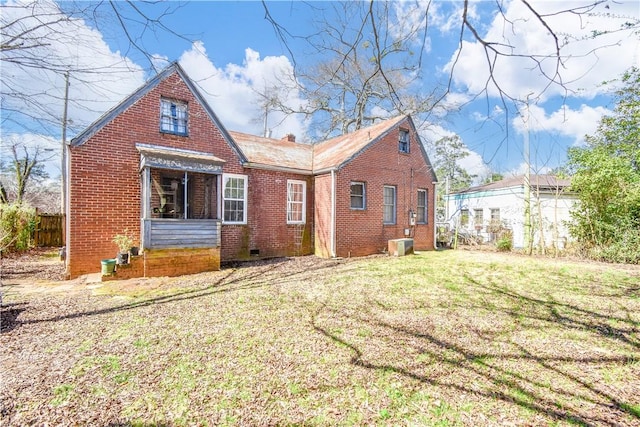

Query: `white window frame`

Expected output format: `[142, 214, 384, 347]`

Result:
[160, 98, 188, 135]
[383, 185, 396, 225]
[417, 189, 427, 224]
[474, 208, 484, 226]
[350, 181, 366, 210]
[222, 173, 247, 224]
[490, 208, 500, 221]
[461, 209, 470, 228]
[287, 180, 306, 224]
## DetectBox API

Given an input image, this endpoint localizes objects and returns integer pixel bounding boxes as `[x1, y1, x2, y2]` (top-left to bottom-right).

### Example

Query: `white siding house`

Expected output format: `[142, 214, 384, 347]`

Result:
[446, 175, 578, 249]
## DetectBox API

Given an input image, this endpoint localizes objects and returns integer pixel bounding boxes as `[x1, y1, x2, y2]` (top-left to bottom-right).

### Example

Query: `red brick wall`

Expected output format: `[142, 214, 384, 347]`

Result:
[221, 169, 314, 261]
[314, 174, 333, 257]
[68, 72, 244, 278]
[326, 119, 436, 257]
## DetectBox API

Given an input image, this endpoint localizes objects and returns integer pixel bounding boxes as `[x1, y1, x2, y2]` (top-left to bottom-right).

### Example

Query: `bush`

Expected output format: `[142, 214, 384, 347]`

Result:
[495, 229, 513, 252]
[0, 203, 38, 253]
[588, 228, 640, 264]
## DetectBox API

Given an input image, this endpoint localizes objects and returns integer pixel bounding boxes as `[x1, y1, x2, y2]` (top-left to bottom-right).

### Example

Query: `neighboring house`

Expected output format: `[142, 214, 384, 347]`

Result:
[65, 63, 437, 279]
[445, 175, 577, 249]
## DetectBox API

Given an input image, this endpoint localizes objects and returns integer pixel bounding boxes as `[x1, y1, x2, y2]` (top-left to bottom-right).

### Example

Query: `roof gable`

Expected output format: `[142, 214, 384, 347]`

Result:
[70, 62, 245, 162]
[312, 115, 407, 172]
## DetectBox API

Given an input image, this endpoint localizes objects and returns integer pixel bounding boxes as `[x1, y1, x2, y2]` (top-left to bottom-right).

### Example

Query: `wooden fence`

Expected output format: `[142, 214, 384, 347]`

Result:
[34, 213, 64, 247]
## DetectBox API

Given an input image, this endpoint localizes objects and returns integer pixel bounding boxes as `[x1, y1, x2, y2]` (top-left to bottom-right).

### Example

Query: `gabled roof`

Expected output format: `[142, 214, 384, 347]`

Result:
[230, 115, 434, 177]
[312, 115, 408, 172]
[454, 174, 571, 195]
[69, 62, 246, 162]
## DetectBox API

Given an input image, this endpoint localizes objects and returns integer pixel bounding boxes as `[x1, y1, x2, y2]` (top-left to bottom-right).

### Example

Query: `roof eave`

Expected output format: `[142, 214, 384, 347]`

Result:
[242, 162, 313, 175]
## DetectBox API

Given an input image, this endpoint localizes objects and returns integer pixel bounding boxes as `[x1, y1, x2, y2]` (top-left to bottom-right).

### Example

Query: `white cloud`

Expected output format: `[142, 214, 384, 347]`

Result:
[512, 104, 610, 145]
[179, 42, 309, 140]
[444, 0, 640, 101]
[1, 0, 146, 138]
[418, 122, 491, 183]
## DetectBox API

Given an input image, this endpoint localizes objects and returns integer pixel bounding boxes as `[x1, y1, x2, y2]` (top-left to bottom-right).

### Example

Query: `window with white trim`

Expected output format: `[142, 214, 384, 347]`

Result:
[223, 174, 247, 224]
[461, 209, 470, 227]
[417, 189, 427, 224]
[383, 185, 396, 224]
[350, 182, 366, 210]
[399, 129, 410, 153]
[287, 180, 306, 224]
[160, 98, 188, 135]
[490, 208, 500, 221]
[474, 209, 484, 226]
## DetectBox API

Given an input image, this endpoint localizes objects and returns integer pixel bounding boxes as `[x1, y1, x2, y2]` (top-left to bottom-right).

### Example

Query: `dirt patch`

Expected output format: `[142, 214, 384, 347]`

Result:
[1, 247, 66, 282]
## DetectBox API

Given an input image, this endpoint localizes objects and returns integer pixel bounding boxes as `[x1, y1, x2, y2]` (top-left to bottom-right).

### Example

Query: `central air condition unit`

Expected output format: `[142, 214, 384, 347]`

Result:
[388, 238, 414, 256]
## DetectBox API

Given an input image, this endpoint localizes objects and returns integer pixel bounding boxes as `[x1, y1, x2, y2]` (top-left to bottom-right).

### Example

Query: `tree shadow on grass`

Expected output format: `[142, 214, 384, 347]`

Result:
[0, 301, 28, 333]
[308, 271, 640, 426]
[11, 257, 346, 328]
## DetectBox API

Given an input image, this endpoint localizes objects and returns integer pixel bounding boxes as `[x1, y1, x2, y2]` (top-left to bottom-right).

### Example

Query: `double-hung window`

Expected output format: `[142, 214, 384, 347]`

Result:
[399, 129, 410, 153]
[490, 208, 500, 222]
[223, 174, 247, 224]
[474, 209, 484, 226]
[287, 180, 306, 224]
[160, 98, 188, 135]
[350, 182, 366, 210]
[383, 185, 396, 224]
[461, 209, 470, 227]
[417, 189, 427, 223]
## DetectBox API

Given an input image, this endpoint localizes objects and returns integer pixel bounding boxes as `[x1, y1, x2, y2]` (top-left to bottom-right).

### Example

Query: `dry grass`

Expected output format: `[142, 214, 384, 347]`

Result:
[1, 250, 639, 426]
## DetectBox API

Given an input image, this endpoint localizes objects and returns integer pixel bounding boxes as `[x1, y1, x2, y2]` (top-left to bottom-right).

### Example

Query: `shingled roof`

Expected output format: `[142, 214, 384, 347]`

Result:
[231, 115, 415, 175]
[454, 174, 572, 194]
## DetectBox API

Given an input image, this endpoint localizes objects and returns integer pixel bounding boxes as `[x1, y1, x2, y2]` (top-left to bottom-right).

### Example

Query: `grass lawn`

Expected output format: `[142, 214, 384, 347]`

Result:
[1, 250, 639, 426]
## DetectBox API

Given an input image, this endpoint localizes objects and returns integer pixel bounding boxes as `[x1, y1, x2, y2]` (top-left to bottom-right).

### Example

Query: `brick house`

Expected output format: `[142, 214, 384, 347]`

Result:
[66, 63, 437, 279]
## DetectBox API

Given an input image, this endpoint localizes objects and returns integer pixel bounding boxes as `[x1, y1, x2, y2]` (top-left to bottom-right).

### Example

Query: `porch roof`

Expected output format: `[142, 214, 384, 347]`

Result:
[136, 143, 226, 174]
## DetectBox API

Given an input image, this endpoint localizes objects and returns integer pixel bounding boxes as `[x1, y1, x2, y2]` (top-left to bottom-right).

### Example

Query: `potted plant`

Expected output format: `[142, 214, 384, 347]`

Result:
[112, 230, 134, 265]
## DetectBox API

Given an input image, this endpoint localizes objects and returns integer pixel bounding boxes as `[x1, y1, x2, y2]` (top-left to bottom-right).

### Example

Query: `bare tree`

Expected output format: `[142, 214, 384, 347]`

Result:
[262, 1, 444, 139]
[262, 1, 640, 138]
[1, 0, 191, 136]
[0, 140, 55, 205]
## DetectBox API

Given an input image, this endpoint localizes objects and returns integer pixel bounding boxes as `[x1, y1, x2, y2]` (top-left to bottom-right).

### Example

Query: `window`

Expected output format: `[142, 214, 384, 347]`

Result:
[490, 208, 500, 221]
[399, 129, 410, 153]
[160, 98, 188, 135]
[416, 189, 427, 223]
[350, 182, 366, 210]
[287, 180, 306, 224]
[383, 185, 396, 224]
[474, 209, 483, 226]
[460, 209, 470, 227]
[223, 174, 247, 224]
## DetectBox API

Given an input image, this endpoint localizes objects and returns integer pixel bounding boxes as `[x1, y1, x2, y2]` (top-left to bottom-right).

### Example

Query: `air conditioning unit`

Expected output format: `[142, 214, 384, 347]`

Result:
[388, 238, 414, 256]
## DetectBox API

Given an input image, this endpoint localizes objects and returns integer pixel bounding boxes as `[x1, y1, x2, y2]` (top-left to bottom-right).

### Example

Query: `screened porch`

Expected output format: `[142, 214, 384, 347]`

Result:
[137, 143, 225, 250]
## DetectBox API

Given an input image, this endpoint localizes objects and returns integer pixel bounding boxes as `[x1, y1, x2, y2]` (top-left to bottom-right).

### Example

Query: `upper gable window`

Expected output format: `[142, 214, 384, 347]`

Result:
[160, 98, 188, 136]
[399, 129, 410, 153]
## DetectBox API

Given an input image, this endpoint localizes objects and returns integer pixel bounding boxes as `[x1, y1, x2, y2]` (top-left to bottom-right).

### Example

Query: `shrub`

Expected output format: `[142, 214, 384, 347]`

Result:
[496, 229, 513, 252]
[0, 203, 38, 253]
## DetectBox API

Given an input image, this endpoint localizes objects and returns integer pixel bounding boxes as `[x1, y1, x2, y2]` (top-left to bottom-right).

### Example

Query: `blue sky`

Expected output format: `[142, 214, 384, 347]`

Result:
[2, 0, 639, 182]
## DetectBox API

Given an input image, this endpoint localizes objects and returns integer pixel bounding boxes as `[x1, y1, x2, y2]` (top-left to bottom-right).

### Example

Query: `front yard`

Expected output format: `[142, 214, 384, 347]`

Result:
[1, 250, 639, 426]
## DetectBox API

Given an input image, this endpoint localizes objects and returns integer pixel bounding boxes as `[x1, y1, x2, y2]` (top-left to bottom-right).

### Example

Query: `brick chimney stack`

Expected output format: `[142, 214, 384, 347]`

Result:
[282, 134, 296, 142]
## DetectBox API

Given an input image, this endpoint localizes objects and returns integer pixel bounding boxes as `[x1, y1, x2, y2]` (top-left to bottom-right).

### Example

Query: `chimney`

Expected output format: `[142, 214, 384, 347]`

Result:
[282, 133, 296, 142]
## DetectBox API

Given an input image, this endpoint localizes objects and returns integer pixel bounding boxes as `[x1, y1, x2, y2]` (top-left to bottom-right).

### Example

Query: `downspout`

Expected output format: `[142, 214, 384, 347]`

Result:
[433, 181, 438, 250]
[64, 142, 71, 277]
[330, 169, 337, 258]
